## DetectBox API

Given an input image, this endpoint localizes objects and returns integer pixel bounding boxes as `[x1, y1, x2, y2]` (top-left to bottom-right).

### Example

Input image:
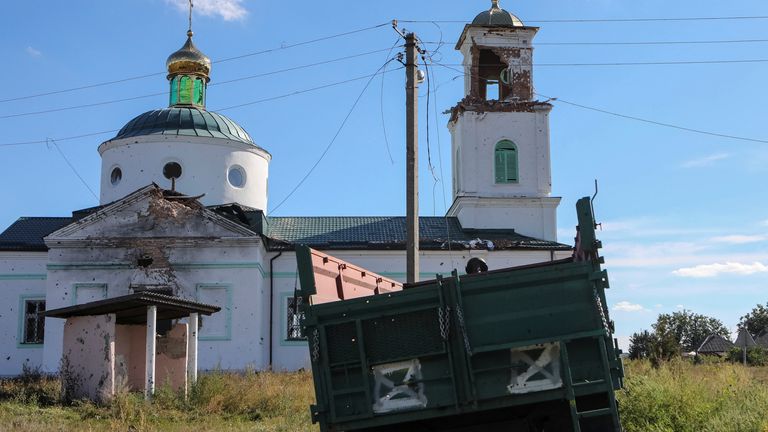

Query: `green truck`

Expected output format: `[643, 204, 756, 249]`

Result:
[296, 197, 623, 431]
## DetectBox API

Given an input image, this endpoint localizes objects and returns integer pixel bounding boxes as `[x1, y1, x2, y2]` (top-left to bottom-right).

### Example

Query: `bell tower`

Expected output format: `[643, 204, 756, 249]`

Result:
[447, 0, 560, 241]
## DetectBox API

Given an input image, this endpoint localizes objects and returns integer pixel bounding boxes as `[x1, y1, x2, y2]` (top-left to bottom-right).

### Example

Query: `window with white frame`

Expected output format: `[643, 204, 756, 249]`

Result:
[22, 300, 45, 344]
[286, 295, 306, 341]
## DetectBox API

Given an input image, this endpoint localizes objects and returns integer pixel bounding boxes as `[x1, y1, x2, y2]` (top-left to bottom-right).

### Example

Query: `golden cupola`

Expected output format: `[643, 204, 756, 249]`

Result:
[166, 30, 211, 108]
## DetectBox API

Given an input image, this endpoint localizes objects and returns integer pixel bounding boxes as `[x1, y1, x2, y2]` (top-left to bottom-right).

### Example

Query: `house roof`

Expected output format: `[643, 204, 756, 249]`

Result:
[0, 217, 73, 251]
[755, 329, 768, 348]
[735, 328, 758, 348]
[696, 334, 734, 354]
[45, 291, 220, 325]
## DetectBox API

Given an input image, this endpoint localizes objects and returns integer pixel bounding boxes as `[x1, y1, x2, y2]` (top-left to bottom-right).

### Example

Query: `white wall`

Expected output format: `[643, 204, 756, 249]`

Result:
[99, 136, 270, 211]
[0, 252, 47, 376]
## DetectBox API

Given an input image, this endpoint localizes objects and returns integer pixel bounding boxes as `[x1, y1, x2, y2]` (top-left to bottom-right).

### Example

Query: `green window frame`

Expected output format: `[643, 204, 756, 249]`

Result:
[169, 77, 179, 106]
[178, 76, 192, 105]
[194, 78, 205, 106]
[18, 295, 45, 347]
[494, 140, 519, 184]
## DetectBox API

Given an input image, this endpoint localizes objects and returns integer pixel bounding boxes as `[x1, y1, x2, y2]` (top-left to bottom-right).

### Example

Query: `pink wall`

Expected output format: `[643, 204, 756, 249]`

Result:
[114, 324, 146, 392]
[61, 315, 116, 402]
[156, 323, 188, 393]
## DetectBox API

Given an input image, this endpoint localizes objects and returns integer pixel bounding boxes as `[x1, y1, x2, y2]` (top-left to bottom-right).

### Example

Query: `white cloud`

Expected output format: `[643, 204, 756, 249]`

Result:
[165, 0, 247, 22]
[681, 153, 729, 168]
[614, 301, 646, 312]
[710, 235, 767, 244]
[672, 262, 768, 278]
[26, 46, 41, 57]
[676, 304, 685, 309]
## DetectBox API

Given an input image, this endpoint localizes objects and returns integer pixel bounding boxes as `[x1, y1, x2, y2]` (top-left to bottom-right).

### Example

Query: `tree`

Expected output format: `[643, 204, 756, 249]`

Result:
[627, 310, 728, 363]
[654, 310, 729, 353]
[740, 302, 768, 337]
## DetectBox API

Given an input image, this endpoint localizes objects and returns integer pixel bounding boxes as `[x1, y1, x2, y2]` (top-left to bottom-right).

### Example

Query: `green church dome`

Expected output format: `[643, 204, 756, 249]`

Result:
[111, 107, 256, 146]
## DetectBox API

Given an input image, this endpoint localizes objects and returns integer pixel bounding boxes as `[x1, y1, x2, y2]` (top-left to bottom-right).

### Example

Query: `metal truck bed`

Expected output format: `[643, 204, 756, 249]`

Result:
[296, 198, 623, 431]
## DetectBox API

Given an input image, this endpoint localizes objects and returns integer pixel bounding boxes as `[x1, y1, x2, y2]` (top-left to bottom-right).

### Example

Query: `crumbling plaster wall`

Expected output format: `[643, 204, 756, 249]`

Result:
[61, 314, 115, 402]
[43, 191, 267, 373]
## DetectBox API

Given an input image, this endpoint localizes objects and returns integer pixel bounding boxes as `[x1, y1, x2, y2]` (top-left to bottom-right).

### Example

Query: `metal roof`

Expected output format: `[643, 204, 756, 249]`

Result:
[696, 334, 734, 354]
[0, 217, 72, 251]
[109, 107, 258, 146]
[45, 291, 220, 325]
[0, 206, 572, 253]
[471, 1, 524, 26]
[266, 216, 571, 251]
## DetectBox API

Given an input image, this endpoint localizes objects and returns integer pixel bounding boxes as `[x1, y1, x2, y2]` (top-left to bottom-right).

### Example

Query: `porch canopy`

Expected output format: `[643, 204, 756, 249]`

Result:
[46, 292, 220, 401]
[45, 291, 220, 323]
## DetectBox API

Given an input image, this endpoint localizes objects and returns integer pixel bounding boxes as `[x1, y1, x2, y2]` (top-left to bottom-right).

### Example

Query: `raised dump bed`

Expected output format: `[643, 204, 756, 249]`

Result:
[296, 198, 623, 432]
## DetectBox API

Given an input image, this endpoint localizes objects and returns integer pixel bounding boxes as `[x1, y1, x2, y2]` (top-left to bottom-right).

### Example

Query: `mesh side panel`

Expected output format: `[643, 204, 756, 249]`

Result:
[363, 309, 443, 364]
[326, 322, 359, 364]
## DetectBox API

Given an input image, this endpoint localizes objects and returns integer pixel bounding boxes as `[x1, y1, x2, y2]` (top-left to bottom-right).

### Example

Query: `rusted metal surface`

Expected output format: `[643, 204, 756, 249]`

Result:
[448, 97, 551, 123]
[296, 248, 402, 305]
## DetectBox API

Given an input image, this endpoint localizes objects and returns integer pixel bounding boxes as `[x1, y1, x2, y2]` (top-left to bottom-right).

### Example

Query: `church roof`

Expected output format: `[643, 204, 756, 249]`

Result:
[0, 217, 73, 251]
[108, 107, 258, 147]
[265, 216, 569, 251]
[0, 212, 571, 253]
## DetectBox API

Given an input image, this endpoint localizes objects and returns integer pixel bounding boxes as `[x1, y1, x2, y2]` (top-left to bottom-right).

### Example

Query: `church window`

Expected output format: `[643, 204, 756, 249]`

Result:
[178, 76, 192, 104]
[193, 78, 204, 106]
[169, 77, 179, 105]
[495, 140, 518, 183]
[110, 167, 122, 186]
[163, 161, 182, 180]
[228, 165, 246, 188]
[22, 300, 45, 344]
[286, 296, 305, 341]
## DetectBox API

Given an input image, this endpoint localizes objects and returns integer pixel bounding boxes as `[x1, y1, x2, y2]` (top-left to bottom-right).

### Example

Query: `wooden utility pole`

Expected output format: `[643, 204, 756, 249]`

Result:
[405, 32, 419, 284]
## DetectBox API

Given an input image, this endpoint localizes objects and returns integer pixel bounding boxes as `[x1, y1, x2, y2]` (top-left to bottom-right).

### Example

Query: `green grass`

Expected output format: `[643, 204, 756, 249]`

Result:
[2, 361, 768, 431]
[618, 359, 768, 432]
[0, 369, 316, 432]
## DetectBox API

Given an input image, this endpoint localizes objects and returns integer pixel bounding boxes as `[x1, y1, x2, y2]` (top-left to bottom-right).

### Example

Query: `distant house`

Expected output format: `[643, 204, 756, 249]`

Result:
[696, 334, 734, 357]
[755, 329, 768, 349]
[735, 328, 758, 350]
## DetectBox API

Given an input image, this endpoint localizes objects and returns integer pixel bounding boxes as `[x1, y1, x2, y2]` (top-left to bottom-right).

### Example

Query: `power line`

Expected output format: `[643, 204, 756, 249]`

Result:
[47, 138, 98, 199]
[438, 59, 768, 67]
[538, 93, 768, 145]
[432, 61, 768, 145]
[0, 22, 390, 104]
[423, 38, 768, 47]
[0, 68, 402, 148]
[398, 15, 768, 24]
[0, 47, 399, 120]
[269, 59, 399, 214]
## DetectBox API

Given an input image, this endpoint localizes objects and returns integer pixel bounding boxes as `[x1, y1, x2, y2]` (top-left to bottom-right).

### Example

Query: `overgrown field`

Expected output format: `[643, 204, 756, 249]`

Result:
[1, 361, 768, 431]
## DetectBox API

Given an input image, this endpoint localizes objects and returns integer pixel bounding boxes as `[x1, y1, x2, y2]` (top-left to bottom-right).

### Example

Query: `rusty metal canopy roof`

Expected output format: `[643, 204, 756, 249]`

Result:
[45, 292, 220, 325]
[110, 107, 258, 146]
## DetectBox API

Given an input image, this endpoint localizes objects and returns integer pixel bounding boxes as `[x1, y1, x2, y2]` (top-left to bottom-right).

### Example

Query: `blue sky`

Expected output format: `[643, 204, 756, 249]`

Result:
[2, 0, 767, 349]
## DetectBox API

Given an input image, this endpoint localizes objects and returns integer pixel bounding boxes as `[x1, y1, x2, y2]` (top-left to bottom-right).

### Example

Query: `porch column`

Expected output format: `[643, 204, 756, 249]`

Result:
[145, 305, 157, 400]
[188, 313, 199, 386]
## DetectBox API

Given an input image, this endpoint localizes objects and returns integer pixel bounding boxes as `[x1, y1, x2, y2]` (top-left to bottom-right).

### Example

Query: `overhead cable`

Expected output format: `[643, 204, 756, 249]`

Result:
[0, 22, 390, 104]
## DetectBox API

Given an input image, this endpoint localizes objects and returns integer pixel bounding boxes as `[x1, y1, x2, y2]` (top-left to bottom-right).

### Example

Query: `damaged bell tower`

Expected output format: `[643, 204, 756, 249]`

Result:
[447, 0, 560, 242]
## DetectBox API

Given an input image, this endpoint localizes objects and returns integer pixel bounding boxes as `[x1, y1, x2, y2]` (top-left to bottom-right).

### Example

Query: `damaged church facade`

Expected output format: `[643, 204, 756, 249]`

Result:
[0, 1, 573, 376]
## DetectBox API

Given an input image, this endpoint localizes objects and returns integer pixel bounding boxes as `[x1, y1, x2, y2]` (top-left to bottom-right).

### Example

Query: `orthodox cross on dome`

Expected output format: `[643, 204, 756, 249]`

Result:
[188, 0, 194, 36]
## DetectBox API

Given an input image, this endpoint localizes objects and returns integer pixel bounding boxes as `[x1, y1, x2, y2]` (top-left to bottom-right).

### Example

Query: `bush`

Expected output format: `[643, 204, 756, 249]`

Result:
[726, 346, 768, 366]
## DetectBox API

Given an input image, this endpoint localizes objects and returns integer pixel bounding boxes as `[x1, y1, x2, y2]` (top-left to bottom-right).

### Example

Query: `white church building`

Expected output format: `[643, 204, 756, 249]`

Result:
[0, 2, 572, 376]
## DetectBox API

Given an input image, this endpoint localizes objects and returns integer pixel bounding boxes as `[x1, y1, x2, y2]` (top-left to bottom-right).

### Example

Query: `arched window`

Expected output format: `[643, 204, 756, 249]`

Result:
[178, 76, 192, 104]
[494, 140, 518, 184]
